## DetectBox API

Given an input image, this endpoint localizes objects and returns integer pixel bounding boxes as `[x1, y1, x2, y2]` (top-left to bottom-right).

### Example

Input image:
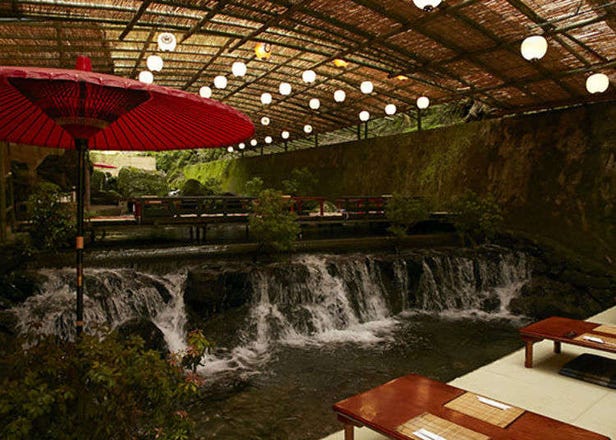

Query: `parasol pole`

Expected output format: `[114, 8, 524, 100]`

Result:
[75, 138, 87, 336]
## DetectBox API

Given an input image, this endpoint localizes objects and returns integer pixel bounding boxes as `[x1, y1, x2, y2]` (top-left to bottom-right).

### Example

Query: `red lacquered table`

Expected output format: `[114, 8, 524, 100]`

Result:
[519, 317, 616, 368]
[333, 374, 609, 440]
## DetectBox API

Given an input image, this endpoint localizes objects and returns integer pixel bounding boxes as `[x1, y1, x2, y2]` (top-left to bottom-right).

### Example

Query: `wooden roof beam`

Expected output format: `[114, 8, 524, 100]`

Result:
[180, 0, 230, 44]
[119, 0, 153, 41]
[129, 27, 156, 80]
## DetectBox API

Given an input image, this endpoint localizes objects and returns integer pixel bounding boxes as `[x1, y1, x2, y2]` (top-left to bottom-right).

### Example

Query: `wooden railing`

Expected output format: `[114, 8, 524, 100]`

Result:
[128, 195, 391, 224]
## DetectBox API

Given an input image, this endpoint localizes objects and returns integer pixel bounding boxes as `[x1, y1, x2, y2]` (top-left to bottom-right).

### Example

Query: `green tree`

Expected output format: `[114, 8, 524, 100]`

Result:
[27, 182, 75, 250]
[451, 190, 503, 245]
[385, 194, 430, 237]
[249, 189, 300, 252]
[243, 177, 264, 197]
[281, 167, 318, 195]
[117, 167, 169, 198]
[0, 332, 197, 440]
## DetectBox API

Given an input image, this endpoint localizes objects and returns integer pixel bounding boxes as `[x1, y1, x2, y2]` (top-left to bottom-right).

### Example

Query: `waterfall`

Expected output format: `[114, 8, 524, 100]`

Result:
[10, 246, 530, 376]
[12, 268, 188, 350]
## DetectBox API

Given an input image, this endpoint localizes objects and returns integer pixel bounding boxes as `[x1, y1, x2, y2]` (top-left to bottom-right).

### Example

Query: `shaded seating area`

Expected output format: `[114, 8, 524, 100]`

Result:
[332, 374, 608, 440]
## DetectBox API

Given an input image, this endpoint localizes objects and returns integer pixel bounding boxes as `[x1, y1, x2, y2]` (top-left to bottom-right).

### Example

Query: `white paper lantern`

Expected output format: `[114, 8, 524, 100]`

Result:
[360, 81, 374, 94]
[238, 142, 246, 150]
[412, 0, 442, 11]
[138, 70, 153, 84]
[146, 55, 163, 72]
[359, 111, 370, 122]
[279, 82, 292, 95]
[416, 96, 430, 109]
[281, 131, 290, 140]
[250, 139, 258, 147]
[214, 75, 227, 89]
[521, 35, 548, 61]
[586, 73, 610, 94]
[309, 98, 321, 110]
[199, 86, 212, 98]
[261, 92, 272, 105]
[227, 146, 234, 153]
[157, 32, 177, 52]
[232, 61, 247, 77]
[302, 70, 316, 83]
[334, 89, 346, 103]
[303, 124, 313, 134]
[385, 104, 397, 115]
[265, 136, 273, 144]
[261, 117, 270, 126]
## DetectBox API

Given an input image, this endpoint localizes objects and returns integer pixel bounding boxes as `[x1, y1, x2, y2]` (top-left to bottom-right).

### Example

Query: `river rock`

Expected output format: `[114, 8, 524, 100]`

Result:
[117, 318, 168, 354]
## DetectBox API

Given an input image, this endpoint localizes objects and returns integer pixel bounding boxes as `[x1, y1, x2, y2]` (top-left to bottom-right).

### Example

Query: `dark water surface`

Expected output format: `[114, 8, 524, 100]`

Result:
[192, 313, 523, 440]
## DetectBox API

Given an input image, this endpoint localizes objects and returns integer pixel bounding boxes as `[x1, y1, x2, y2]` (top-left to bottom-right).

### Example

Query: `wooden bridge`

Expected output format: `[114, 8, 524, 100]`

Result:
[86, 195, 395, 240]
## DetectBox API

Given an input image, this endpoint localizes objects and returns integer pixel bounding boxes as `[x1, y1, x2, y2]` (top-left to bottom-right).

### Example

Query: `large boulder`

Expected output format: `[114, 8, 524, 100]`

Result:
[117, 318, 168, 354]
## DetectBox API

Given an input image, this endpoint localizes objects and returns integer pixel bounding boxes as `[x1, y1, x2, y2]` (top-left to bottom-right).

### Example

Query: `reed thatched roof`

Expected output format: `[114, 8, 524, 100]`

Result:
[1, 0, 614, 144]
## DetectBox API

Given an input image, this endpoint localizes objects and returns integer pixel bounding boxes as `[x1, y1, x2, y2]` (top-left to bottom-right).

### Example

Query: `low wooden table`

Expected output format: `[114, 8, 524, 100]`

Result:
[519, 317, 616, 368]
[332, 374, 609, 440]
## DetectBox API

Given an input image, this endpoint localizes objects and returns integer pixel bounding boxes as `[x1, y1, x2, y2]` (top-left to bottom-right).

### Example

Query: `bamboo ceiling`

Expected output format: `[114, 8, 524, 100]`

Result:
[0, 0, 614, 144]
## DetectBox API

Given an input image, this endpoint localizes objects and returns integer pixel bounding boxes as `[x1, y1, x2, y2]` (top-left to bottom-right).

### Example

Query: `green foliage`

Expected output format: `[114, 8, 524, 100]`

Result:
[90, 170, 106, 192]
[179, 329, 212, 374]
[0, 332, 196, 440]
[180, 178, 220, 196]
[281, 167, 318, 195]
[249, 189, 300, 252]
[154, 150, 225, 186]
[26, 182, 75, 250]
[117, 167, 169, 198]
[385, 194, 430, 237]
[451, 190, 503, 245]
[243, 177, 264, 197]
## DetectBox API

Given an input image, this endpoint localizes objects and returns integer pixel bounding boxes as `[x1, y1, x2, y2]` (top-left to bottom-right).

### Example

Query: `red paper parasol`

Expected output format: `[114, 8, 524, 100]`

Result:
[0, 57, 254, 335]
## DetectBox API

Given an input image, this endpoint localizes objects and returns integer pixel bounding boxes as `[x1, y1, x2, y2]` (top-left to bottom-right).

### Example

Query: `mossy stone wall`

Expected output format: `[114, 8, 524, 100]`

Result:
[193, 102, 616, 269]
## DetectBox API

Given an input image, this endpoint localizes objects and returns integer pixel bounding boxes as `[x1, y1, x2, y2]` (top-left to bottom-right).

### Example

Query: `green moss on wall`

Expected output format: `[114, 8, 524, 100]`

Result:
[189, 103, 615, 271]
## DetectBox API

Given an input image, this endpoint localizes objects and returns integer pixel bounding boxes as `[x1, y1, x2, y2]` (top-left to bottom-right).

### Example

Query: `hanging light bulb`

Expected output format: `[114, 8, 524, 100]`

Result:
[261, 116, 270, 126]
[214, 75, 227, 89]
[138, 71, 153, 84]
[396, 75, 409, 81]
[260, 92, 272, 105]
[359, 111, 370, 122]
[360, 81, 374, 94]
[199, 86, 212, 98]
[227, 146, 234, 153]
[146, 55, 163, 72]
[586, 73, 610, 94]
[281, 131, 290, 140]
[412, 0, 442, 11]
[385, 104, 397, 115]
[417, 96, 430, 109]
[157, 32, 177, 52]
[302, 70, 316, 83]
[333, 59, 348, 68]
[334, 89, 346, 103]
[255, 42, 272, 60]
[232, 61, 247, 77]
[265, 136, 273, 144]
[238, 142, 246, 150]
[309, 98, 320, 110]
[521, 35, 548, 61]
[304, 124, 313, 134]
[279, 82, 292, 95]
[250, 139, 258, 147]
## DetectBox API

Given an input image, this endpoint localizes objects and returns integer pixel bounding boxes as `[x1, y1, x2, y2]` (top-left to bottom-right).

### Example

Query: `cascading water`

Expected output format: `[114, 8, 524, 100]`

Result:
[12, 268, 188, 352]
[10, 247, 530, 378]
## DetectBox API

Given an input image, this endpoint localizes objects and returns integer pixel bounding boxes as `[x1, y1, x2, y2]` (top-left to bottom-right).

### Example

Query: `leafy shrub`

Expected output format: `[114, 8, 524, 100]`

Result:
[0, 332, 197, 440]
[385, 194, 430, 237]
[451, 190, 503, 245]
[243, 177, 264, 197]
[117, 167, 168, 198]
[249, 189, 300, 252]
[282, 167, 318, 195]
[90, 170, 106, 192]
[26, 182, 75, 250]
